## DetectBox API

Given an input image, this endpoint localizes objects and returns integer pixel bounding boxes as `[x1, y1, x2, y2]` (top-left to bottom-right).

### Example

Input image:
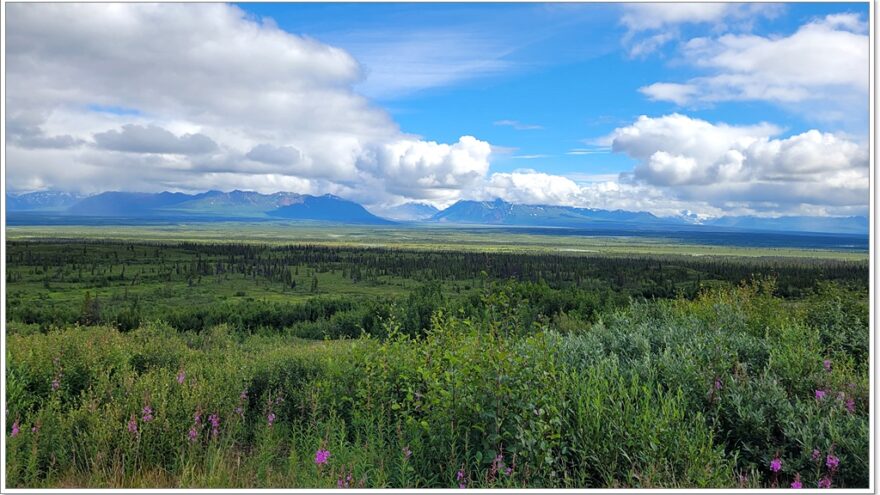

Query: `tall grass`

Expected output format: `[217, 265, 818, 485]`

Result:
[5, 281, 868, 488]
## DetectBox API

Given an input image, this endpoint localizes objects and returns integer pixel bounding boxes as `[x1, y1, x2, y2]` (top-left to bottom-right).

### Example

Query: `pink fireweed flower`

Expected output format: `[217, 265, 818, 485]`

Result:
[194, 410, 202, 426]
[791, 473, 802, 489]
[337, 472, 354, 488]
[127, 414, 138, 434]
[714, 378, 723, 390]
[208, 413, 220, 438]
[812, 449, 822, 462]
[11, 420, 20, 438]
[141, 405, 154, 423]
[234, 406, 243, 417]
[456, 469, 467, 488]
[826, 454, 840, 471]
[505, 466, 513, 476]
[770, 457, 782, 473]
[314, 449, 331, 465]
[815, 389, 827, 400]
[818, 477, 832, 489]
[823, 359, 832, 372]
[402, 446, 412, 460]
[31, 424, 39, 434]
[846, 398, 856, 413]
[176, 369, 186, 384]
[187, 427, 198, 443]
[51, 378, 60, 391]
[266, 412, 276, 427]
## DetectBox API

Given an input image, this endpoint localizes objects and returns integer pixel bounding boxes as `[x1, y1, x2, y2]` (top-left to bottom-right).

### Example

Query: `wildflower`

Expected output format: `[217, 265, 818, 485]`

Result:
[141, 405, 154, 423]
[208, 413, 220, 438]
[815, 389, 826, 400]
[234, 406, 243, 417]
[194, 410, 202, 426]
[812, 449, 822, 462]
[31, 424, 39, 434]
[176, 369, 186, 384]
[11, 420, 20, 438]
[505, 466, 513, 476]
[127, 414, 138, 434]
[490, 453, 505, 477]
[714, 378, 723, 390]
[818, 477, 832, 489]
[314, 449, 331, 465]
[770, 457, 782, 473]
[791, 473, 802, 489]
[456, 469, 467, 489]
[402, 446, 412, 460]
[187, 427, 198, 443]
[826, 454, 840, 471]
[823, 359, 831, 372]
[266, 412, 276, 427]
[846, 398, 856, 413]
[51, 378, 60, 391]
[240, 389, 248, 401]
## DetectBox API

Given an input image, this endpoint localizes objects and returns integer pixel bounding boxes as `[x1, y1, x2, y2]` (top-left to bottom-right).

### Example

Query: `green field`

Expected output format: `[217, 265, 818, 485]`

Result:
[6, 223, 869, 260]
[4, 227, 870, 488]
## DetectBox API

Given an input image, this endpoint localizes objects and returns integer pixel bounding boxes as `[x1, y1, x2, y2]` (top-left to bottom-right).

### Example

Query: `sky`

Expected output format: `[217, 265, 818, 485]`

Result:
[4, 2, 870, 218]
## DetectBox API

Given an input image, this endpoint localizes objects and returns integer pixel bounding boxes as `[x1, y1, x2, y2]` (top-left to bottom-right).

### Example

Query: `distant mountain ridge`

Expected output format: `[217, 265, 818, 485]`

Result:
[375, 202, 440, 221]
[5, 191, 868, 234]
[6, 191, 87, 211]
[431, 198, 674, 228]
[8, 190, 392, 225]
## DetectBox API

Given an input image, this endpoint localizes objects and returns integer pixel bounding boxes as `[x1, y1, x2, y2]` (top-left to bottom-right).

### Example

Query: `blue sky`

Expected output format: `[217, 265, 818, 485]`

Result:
[240, 2, 869, 180]
[6, 3, 870, 217]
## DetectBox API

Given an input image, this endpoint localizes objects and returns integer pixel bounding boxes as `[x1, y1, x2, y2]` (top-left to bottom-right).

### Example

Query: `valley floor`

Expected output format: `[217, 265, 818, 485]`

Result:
[3, 229, 870, 488]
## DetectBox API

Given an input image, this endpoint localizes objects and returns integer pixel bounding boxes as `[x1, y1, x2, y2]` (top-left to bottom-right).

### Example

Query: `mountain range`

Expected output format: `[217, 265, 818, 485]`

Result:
[4, 190, 869, 234]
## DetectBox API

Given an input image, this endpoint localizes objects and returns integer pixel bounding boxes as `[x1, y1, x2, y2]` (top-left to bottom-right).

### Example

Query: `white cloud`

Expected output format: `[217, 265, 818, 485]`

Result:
[621, 3, 730, 32]
[621, 3, 782, 56]
[335, 29, 516, 99]
[640, 13, 868, 123]
[477, 171, 582, 206]
[494, 120, 543, 131]
[607, 114, 868, 214]
[93, 125, 218, 155]
[359, 136, 492, 201]
[5, 3, 489, 204]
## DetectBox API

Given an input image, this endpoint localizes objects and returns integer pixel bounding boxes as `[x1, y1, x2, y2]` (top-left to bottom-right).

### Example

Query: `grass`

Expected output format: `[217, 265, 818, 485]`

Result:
[5, 223, 868, 260]
[5, 281, 869, 488]
[3, 230, 869, 488]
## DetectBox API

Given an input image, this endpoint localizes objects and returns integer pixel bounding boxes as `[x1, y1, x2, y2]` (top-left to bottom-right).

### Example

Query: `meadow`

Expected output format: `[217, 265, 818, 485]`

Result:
[3, 229, 870, 488]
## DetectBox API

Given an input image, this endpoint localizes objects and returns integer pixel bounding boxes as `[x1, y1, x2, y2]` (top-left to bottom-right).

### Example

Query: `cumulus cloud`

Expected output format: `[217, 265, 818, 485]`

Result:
[607, 114, 868, 214]
[5, 3, 488, 203]
[93, 125, 218, 155]
[245, 144, 303, 166]
[359, 136, 492, 200]
[640, 14, 868, 123]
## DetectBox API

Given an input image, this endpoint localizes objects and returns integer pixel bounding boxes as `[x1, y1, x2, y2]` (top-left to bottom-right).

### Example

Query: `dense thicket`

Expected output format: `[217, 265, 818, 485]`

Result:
[4, 240, 869, 488]
[5, 241, 868, 335]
